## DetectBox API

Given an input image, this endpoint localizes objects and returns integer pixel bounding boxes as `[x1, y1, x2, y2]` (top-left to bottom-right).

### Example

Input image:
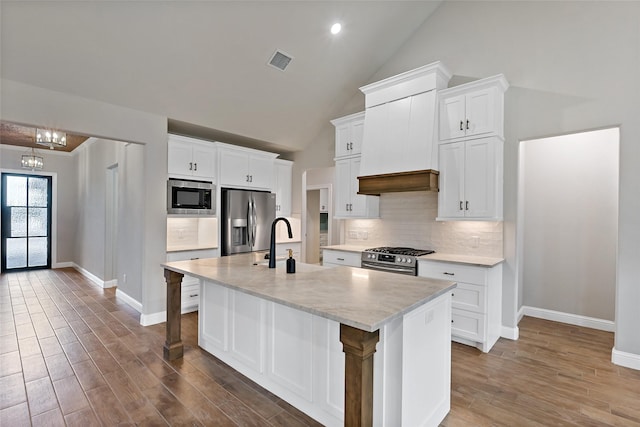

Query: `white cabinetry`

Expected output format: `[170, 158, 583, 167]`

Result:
[332, 112, 364, 157]
[438, 74, 508, 142]
[168, 135, 217, 180]
[332, 112, 379, 219]
[322, 249, 361, 268]
[319, 189, 329, 213]
[334, 156, 379, 218]
[360, 90, 438, 176]
[219, 145, 277, 190]
[437, 137, 503, 220]
[272, 159, 292, 217]
[418, 260, 502, 352]
[166, 248, 218, 313]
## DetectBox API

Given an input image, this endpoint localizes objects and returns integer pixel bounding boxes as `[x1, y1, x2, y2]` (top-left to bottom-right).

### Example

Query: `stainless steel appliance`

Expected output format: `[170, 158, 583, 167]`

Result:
[221, 188, 276, 256]
[361, 247, 435, 276]
[167, 179, 215, 215]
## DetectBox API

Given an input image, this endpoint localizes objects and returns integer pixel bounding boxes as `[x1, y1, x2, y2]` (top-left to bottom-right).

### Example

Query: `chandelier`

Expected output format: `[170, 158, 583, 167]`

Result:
[21, 147, 44, 170]
[36, 128, 67, 149]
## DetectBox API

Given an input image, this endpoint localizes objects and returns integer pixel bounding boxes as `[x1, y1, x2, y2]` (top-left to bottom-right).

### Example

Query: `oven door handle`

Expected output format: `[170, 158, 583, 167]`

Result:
[361, 261, 415, 275]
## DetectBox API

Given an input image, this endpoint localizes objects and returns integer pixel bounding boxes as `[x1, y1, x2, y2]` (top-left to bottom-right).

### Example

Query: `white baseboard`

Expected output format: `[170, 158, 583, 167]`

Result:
[501, 326, 519, 340]
[517, 305, 525, 323]
[612, 347, 640, 371]
[71, 263, 105, 288]
[53, 261, 74, 268]
[522, 306, 615, 332]
[115, 289, 142, 313]
[103, 279, 118, 289]
[140, 311, 166, 326]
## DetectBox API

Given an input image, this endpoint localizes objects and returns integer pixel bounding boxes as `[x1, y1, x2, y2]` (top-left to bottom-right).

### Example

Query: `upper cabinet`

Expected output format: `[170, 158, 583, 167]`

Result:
[438, 75, 508, 142]
[437, 137, 503, 220]
[331, 113, 379, 219]
[168, 135, 217, 180]
[332, 112, 364, 158]
[273, 159, 293, 217]
[219, 146, 277, 190]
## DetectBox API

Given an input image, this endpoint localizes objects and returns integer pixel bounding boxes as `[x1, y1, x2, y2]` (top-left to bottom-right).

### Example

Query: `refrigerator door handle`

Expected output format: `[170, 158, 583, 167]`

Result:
[246, 201, 252, 247]
[251, 197, 258, 247]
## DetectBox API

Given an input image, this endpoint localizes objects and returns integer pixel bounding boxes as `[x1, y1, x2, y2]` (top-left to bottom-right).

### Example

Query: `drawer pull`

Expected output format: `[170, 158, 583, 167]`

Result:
[451, 293, 455, 297]
[443, 272, 455, 276]
[189, 294, 199, 298]
[337, 257, 345, 261]
[190, 257, 200, 260]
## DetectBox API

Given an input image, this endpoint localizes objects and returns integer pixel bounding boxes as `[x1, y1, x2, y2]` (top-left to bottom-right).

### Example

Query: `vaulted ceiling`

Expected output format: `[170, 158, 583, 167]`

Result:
[0, 1, 443, 153]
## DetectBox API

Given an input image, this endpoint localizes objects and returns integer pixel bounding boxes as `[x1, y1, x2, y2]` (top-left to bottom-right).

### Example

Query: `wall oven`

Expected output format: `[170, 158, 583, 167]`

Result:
[167, 179, 215, 215]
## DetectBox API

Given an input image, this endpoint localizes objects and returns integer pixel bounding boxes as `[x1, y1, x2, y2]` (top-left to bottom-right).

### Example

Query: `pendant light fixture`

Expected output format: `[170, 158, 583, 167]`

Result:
[36, 128, 67, 149]
[21, 147, 44, 170]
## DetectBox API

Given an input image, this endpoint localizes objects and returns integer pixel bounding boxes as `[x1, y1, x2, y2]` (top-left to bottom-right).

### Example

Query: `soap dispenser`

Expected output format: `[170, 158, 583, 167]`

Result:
[286, 249, 296, 274]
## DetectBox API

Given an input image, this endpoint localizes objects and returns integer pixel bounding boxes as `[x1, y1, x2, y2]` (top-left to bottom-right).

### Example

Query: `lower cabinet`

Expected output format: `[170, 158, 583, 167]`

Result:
[418, 260, 502, 352]
[166, 248, 218, 313]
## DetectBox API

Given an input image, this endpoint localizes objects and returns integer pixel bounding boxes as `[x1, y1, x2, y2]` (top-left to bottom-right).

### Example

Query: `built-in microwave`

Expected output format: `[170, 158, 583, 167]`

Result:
[167, 178, 215, 215]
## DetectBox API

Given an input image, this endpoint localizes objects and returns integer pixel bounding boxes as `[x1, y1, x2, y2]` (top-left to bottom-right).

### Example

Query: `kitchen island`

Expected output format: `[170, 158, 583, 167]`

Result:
[162, 253, 456, 426]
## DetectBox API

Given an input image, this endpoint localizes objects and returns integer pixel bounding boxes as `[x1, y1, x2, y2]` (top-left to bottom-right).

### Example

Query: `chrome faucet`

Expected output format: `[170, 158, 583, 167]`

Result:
[269, 217, 293, 268]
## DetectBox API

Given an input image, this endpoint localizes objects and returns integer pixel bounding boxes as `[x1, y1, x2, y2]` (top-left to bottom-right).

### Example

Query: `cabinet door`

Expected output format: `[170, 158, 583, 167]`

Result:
[464, 138, 497, 218]
[407, 91, 437, 171]
[350, 119, 365, 155]
[273, 162, 292, 216]
[465, 88, 495, 137]
[230, 291, 265, 373]
[439, 94, 466, 141]
[360, 103, 388, 176]
[319, 188, 328, 213]
[191, 144, 217, 179]
[248, 156, 274, 189]
[349, 157, 368, 217]
[168, 140, 195, 176]
[334, 159, 351, 217]
[335, 124, 352, 158]
[438, 142, 465, 218]
[219, 150, 250, 187]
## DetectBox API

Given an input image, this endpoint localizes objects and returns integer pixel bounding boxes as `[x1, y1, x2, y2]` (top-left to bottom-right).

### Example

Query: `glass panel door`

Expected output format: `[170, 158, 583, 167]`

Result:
[1, 173, 52, 272]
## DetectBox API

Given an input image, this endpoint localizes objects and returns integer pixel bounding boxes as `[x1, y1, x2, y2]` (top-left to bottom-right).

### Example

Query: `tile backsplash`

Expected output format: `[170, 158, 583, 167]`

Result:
[344, 191, 503, 257]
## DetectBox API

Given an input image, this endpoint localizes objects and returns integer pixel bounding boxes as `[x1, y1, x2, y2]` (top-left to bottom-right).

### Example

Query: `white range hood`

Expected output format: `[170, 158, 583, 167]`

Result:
[357, 62, 451, 195]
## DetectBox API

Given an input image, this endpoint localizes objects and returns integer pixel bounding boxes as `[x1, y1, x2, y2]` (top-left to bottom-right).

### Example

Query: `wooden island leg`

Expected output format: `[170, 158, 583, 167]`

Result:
[163, 269, 184, 360]
[340, 324, 380, 427]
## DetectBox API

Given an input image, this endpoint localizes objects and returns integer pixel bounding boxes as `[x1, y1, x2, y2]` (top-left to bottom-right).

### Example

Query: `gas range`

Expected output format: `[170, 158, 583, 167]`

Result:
[361, 247, 435, 276]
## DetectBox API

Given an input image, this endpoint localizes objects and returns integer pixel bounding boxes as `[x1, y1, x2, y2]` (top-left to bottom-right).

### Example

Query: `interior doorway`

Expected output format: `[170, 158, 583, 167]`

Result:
[517, 127, 619, 329]
[1, 173, 53, 272]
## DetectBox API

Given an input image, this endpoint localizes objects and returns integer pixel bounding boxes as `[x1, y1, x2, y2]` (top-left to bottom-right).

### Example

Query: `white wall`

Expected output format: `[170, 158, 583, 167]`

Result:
[0, 78, 168, 320]
[521, 128, 618, 321]
[0, 146, 77, 265]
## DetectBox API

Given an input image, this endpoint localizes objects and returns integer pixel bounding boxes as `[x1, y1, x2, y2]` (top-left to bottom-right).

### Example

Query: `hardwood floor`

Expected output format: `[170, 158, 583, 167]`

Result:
[1, 268, 639, 426]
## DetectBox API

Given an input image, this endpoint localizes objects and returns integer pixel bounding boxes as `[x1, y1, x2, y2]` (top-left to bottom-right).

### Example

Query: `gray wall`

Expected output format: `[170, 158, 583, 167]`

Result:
[1, 78, 168, 319]
[0, 146, 78, 265]
[521, 129, 618, 321]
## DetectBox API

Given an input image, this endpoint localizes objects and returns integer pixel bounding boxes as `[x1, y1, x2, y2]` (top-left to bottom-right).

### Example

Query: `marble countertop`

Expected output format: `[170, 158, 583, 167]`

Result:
[162, 252, 456, 332]
[321, 244, 504, 267]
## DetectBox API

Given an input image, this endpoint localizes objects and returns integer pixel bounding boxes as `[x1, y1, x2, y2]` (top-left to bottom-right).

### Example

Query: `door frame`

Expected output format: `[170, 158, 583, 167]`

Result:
[0, 168, 59, 269]
[301, 174, 333, 263]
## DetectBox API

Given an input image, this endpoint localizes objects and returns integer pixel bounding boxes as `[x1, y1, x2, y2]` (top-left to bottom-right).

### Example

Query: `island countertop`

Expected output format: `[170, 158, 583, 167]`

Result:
[162, 252, 456, 332]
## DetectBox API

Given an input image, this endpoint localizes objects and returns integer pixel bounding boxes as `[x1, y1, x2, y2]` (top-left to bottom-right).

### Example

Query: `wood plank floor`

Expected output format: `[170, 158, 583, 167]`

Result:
[1, 268, 639, 426]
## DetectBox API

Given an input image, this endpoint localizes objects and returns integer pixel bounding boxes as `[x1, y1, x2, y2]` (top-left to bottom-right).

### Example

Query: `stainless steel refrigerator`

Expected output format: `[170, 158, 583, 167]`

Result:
[221, 189, 276, 256]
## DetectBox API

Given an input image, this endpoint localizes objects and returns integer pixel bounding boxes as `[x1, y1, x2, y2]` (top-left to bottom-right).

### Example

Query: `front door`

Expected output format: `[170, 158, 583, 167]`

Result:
[1, 173, 52, 272]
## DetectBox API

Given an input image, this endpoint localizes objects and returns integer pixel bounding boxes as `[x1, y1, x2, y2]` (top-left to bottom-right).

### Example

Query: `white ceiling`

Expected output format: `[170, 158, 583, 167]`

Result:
[0, 1, 443, 154]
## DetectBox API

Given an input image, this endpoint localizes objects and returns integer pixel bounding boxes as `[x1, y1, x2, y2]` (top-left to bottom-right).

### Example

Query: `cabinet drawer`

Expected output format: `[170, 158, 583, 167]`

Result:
[167, 248, 218, 262]
[418, 261, 486, 285]
[182, 283, 200, 310]
[451, 283, 485, 313]
[322, 250, 361, 268]
[451, 309, 485, 342]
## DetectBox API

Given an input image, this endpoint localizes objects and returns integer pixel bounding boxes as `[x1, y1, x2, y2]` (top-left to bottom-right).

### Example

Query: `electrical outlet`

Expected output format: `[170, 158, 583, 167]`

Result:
[348, 230, 358, 239]
[122, 273, 127, 284]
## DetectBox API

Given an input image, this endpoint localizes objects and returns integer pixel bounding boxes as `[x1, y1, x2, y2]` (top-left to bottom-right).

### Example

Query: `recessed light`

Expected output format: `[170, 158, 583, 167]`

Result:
[331, 23, 342, 35]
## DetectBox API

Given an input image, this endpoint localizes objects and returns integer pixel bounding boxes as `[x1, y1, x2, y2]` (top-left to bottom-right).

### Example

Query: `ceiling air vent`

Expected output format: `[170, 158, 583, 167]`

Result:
[267, 50, 293, 72]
